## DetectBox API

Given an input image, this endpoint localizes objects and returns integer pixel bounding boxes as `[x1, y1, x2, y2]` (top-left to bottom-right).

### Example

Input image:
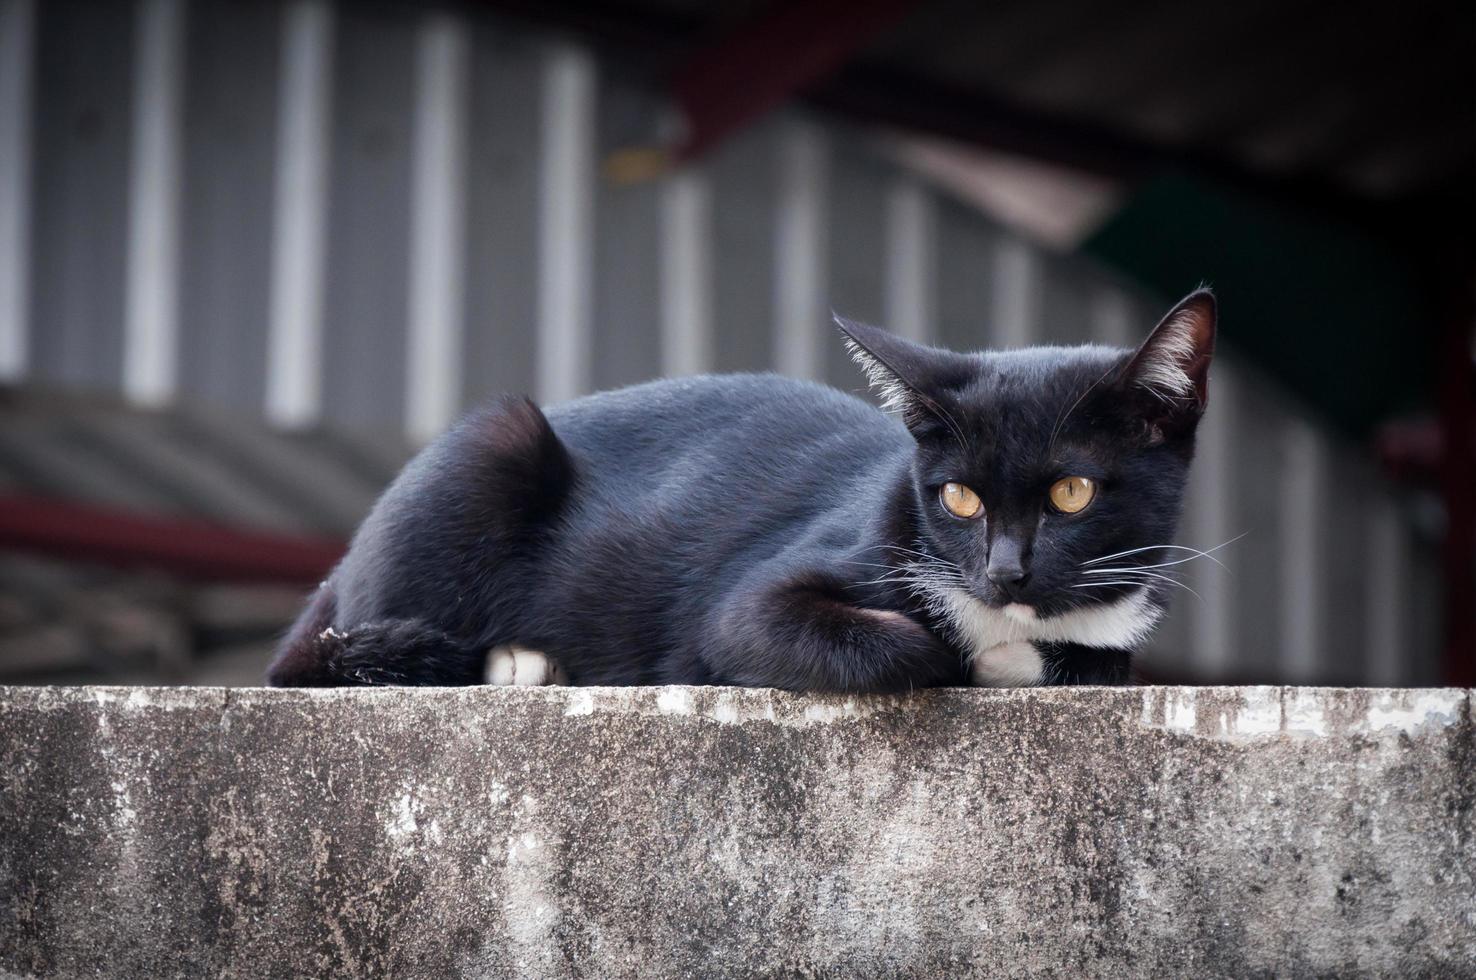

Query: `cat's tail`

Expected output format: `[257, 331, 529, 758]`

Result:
[265, 585, 487, 686]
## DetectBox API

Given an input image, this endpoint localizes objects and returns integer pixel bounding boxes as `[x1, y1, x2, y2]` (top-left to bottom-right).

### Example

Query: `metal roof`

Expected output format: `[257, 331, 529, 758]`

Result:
[493, 0, 1474, 225]
[0, 387, 407, 538]
[0, 387, 411, 684]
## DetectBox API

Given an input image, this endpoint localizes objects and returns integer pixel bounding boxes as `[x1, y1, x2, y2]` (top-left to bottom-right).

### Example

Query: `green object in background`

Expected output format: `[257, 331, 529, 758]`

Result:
[1082, 173, 1435, 436]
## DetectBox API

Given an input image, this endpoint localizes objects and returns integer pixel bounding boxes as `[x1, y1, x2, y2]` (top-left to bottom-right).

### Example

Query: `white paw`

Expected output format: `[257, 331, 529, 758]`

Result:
[484, 645, 568, 686]
[970, 641, 1045, 687]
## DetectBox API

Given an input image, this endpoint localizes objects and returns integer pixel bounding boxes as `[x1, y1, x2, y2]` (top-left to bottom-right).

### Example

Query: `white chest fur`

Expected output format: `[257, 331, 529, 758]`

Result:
[970, 641, 1047, 686]
[934, 587, 1161, 687]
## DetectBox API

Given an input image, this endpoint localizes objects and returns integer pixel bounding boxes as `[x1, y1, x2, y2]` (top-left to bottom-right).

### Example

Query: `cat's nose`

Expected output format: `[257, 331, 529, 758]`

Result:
[986, 536, 1031, 593]
[986, 565, 1029, 589]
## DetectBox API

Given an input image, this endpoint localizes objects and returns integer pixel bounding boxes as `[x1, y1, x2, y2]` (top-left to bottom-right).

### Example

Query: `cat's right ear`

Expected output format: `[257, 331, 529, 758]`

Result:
[834, 315, 973, 441]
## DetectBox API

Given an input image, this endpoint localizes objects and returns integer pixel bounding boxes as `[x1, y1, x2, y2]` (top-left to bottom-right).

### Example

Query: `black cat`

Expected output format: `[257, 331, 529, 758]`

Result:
[268, 289, 1215, 691]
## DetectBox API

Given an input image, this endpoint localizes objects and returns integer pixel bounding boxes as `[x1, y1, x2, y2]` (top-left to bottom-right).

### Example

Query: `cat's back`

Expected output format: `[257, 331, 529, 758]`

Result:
[545, 372, 904, 475]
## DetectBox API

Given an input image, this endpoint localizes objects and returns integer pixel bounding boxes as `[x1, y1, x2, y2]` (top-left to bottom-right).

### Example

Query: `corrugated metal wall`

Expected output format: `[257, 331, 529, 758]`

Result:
[0, 0, 1442, 684]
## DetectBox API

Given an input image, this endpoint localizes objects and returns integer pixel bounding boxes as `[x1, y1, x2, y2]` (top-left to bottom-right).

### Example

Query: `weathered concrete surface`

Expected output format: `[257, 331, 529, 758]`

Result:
[0, 686, 1471, 979]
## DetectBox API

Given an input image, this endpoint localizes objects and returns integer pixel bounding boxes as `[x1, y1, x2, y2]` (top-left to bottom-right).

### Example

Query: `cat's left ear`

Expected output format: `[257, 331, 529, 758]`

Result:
[834, 315, 975, 440]
[1116, 288, 1216, 431]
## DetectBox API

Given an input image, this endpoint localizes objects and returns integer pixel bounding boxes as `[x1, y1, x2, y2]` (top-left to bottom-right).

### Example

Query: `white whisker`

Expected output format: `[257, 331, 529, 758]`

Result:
[1080, 533, 1246, 571]
[1084, 564, 1181, 575]
[857, 574, 960, 588]
[1085, 556, 1199, 572]
[1083, 566, 1181, 579]
[1095, 569, 1200, 597]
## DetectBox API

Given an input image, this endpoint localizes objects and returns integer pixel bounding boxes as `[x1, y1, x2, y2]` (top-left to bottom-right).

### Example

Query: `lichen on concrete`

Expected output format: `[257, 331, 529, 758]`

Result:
[1, 685, 1472, 978]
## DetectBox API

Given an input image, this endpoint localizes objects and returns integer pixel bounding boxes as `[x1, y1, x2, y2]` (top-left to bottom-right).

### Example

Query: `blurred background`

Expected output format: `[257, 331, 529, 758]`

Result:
[0, 0, 1470, 687]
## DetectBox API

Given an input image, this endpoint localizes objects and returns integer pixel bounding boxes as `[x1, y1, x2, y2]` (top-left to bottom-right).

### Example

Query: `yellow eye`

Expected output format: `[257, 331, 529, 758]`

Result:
[1049, 476, 1097, 514]
[940, 482, 983, 519]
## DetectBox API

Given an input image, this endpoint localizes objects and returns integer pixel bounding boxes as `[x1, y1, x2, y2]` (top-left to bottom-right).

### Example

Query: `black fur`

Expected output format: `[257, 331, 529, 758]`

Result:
[269, 290, 1216, 691]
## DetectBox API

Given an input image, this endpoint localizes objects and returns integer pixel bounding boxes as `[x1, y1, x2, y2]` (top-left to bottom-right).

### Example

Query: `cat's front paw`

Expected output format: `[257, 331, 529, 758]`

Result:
[484, 645, 569, 686]
[969, 640, 1045, 687]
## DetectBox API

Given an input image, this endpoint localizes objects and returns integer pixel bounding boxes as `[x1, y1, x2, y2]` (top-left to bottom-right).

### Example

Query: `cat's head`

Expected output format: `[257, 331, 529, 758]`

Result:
[838, 289, 1216, 646]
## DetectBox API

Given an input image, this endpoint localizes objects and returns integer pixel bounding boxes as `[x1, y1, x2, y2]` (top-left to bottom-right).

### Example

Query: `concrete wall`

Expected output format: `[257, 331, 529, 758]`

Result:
[1, 684, 1471, 978]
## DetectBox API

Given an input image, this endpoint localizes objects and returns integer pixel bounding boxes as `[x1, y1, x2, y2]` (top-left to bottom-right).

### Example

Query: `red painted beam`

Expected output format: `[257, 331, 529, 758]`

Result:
[0, 496, 344, 584]
[670, 0, 920, 161]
